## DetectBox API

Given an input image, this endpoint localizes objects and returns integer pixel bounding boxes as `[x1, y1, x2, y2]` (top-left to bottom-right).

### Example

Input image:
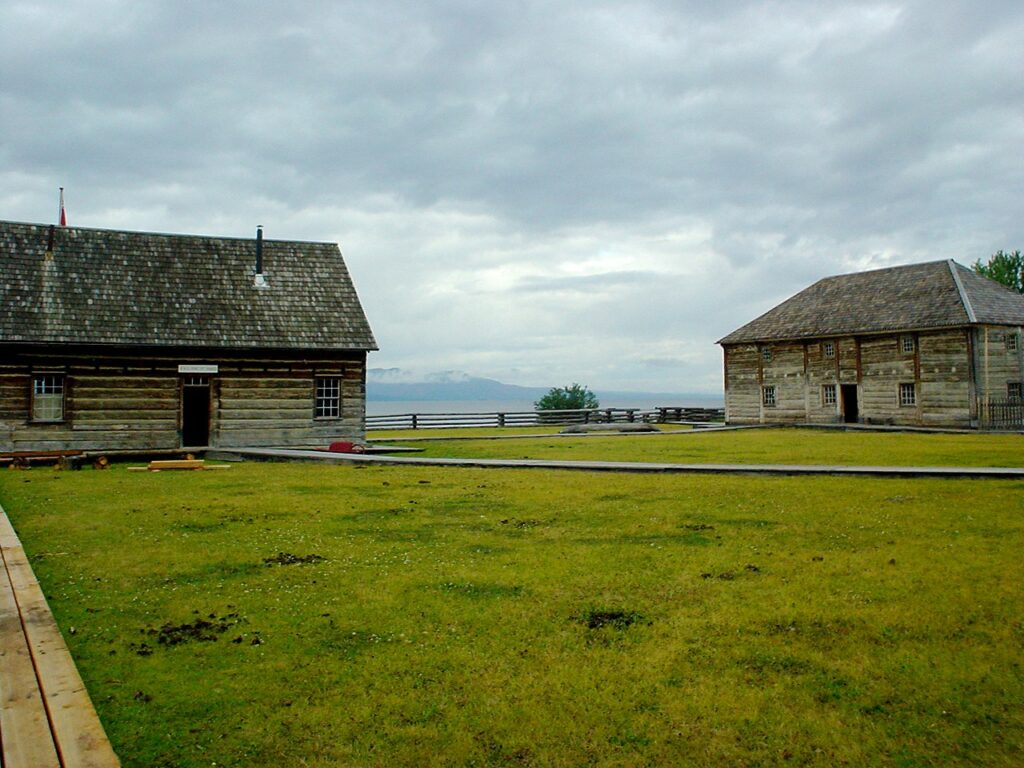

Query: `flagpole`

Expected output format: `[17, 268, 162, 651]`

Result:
[59, 187, 67, 226]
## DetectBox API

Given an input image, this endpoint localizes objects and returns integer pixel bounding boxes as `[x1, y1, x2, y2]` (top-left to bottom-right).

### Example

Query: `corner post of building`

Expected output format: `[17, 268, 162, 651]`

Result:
[722, 347, 730, 424]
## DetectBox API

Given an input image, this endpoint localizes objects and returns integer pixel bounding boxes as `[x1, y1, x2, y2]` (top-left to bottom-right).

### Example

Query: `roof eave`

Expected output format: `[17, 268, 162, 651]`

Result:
[718, 321, 978, 346]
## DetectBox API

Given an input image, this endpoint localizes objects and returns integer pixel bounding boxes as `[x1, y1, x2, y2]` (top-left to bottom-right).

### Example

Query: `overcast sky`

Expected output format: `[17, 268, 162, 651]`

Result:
[2, 1, 1022, 394]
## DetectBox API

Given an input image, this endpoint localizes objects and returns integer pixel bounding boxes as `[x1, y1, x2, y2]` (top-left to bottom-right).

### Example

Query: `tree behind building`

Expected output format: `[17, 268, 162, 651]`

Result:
[973, 250, 1023, 293]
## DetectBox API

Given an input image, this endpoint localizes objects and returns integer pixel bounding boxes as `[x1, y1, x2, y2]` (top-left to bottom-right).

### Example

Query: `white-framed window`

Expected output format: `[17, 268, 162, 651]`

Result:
[822, 384, 837, 406]
[1007, 333, 1019, 352]
[762, 385, 776, 407]
[822, 341, 835, 359]
[761, 347, 772, 363]
[315, 376, 341, 419]
[1009, 382, 1022, 400]
[901, 335, 915, 354]
[899, 382, 916, 407]
[32, 374, 65, 422]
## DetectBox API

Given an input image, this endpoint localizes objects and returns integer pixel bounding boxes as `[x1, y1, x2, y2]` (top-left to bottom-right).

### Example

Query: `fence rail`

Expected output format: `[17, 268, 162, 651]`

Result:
[982, 398, 1024, 430]
[366, 406, 725, 431]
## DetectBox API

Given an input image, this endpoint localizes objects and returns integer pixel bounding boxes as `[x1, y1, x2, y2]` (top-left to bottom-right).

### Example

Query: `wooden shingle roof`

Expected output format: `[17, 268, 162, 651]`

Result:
[0, 221, 377, 351]
[718, 259, 1024, 345]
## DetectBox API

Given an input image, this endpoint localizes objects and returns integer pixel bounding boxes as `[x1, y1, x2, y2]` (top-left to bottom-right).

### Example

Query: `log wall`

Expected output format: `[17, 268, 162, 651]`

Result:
[760, 342, 807, 423]
[723, 328, 978, 428]
[804, 340, 841, 424]
[723, 345, 760, 423]
[974, 326, 1024, 406]
[918, 329, 973, 427]
[858, 334, 918, 424]
[0, 344, 367, 452]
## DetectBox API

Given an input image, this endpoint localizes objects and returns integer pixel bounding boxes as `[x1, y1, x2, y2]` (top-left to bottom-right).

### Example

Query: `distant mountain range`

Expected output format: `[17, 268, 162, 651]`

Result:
[366, 368, 719, 404]
[367, 368, 547, 401]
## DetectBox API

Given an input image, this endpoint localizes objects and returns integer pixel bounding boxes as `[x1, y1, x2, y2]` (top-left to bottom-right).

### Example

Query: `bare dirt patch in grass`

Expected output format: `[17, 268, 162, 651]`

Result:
[262, 552, 326, 566]
[576, 608, 647, 630]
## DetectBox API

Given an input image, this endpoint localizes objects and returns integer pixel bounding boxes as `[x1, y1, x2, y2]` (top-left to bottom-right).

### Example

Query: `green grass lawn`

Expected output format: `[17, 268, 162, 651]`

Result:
[1, 454, 1022, 767]
[387, 427, 1024, 467]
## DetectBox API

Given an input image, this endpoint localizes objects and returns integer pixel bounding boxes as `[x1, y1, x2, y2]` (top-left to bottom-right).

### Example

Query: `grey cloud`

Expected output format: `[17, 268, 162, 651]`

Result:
[512, 271, 656, 294]
[2, 1, 1022, 391]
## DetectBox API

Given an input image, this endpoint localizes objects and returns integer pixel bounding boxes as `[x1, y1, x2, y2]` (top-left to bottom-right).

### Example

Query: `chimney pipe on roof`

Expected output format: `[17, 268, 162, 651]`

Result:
[46, 224, 56, 254]
[254, 225, 267, 288]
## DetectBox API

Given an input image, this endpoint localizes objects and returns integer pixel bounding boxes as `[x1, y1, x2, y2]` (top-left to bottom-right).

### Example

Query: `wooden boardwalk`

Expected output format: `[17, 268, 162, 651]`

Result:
[0, 505, 119, 767]
[218, 447, 1024, 479]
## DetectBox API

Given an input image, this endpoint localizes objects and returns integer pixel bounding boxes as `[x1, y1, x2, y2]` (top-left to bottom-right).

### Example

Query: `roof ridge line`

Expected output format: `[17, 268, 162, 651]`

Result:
[0, 219, 337, 246]
[947, 259, 977, 323]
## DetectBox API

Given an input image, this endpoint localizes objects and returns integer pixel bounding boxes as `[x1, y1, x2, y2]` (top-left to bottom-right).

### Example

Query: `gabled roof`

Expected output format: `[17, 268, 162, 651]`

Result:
[718, 259, 1024, 345]
[0, 221, 377, 351]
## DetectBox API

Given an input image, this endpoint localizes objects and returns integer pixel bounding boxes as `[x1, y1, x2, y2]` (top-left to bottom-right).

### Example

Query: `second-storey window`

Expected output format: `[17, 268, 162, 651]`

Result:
[32, 374, 65, 421]
[761, 347, 772, 363]
[1009, 382, 1022, 400]
[1008, 333, 1019, 352]
[315, 377, 341, 418]
[901, 335, 915, 354]
[823, 341, 835, 359]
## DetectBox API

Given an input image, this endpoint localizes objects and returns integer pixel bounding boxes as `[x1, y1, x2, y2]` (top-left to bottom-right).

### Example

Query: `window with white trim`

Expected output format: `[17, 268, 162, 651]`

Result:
[823, 341, 834, 359]
[762, 385, 776, 407]
[1007, 333, 1019, 352]
[901, 335, 915, 354]
[32, 374, 65, 421]
[822, 384, 837, 406]
[761, 347, 772, 363]
[315, 377, 341, 419]
[899, 382, 916, 407]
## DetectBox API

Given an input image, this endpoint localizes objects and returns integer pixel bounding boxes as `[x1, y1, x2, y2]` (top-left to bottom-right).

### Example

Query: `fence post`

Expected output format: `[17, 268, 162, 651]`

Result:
[411, 414, 418, 430]
[498, 413, 505, 427]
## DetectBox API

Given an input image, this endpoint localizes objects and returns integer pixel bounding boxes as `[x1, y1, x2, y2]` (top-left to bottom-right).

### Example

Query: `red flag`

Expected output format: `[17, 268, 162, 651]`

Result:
[59, 187, 67, 226]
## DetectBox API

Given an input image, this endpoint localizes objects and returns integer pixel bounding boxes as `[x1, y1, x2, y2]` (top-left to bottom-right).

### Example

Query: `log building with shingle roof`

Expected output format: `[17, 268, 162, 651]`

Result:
[718, 260, 1024, 428]
[1, 220, 377, 451]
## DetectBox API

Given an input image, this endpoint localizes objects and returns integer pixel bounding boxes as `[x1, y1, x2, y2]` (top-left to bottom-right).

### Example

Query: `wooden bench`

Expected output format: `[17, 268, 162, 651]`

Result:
[0, 505, 120, 767]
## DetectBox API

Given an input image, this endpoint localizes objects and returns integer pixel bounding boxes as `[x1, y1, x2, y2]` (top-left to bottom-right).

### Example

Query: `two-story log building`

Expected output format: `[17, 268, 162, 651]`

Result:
[718, 260, 1024, 428]
[1, 220, 377, 451]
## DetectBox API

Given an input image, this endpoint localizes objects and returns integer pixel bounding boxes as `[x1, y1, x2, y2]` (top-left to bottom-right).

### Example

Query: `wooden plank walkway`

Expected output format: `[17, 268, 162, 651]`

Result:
[0, 504, 119, 768]
[217, 447, 1024, 479]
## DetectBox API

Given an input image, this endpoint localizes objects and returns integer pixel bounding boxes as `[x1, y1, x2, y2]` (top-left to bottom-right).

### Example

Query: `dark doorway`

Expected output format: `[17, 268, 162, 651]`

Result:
[841, 384, 859, 424]
[181, 376, 210, 446]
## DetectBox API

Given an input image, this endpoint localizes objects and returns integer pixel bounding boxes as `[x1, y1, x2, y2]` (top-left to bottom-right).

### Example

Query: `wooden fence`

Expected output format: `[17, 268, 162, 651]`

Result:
[982, 398, 1024, 430]
[366, 406, 725, 431]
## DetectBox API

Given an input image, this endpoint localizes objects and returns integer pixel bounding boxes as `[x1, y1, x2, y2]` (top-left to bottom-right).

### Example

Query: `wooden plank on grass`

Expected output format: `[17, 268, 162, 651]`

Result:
[0, 548, 61, 767]
[147, 459, 205, 470]
[0, 509, 120, 767]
